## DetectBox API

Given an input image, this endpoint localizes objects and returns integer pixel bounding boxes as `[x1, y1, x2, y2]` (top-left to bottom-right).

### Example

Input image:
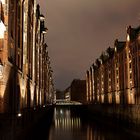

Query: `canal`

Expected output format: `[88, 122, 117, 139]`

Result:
[23, 106, 139, 140]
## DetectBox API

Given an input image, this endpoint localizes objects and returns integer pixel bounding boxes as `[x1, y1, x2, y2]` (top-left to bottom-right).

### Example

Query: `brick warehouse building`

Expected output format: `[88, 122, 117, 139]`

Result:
[86, 25, 140, 128]
[0, 0, 54, 115]
[70, 79, 86, 103]
[86, 26, 140, 105]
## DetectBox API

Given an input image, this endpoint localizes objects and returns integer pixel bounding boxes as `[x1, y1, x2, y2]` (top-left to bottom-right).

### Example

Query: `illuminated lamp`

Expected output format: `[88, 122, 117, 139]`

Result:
[42, 27, 48, 34]
[40, 14, 45, 21]
[0, 20, 6, 38]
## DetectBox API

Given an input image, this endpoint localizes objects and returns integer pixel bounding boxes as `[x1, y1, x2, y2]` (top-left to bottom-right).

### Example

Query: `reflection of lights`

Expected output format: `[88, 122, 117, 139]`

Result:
[72, 118, 74, 128]
[116, 94, 120, 104]
[60, 109, 63, 114]
[57, 119, 59, 128]
[55, 120, 57, 128]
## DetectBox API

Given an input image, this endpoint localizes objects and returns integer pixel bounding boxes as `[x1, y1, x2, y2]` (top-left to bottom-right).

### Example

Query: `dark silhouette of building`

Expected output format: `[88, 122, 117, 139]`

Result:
[56, 90, 64, 100]
[70, 79, 86, 103]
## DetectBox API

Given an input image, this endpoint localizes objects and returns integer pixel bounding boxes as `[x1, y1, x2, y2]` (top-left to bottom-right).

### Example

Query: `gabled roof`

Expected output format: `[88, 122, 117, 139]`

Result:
[127, 25, 140, 41]
[114, 39, 126, 52]
[106, 47, 114, 59]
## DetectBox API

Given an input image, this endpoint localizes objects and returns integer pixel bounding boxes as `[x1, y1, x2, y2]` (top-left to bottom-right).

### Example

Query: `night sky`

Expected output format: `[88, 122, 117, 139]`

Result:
[37, 0, 140, 90]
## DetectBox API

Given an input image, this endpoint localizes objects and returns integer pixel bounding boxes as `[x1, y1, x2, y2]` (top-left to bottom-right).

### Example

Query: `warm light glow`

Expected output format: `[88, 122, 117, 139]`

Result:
[127, 34, 130, 42]
[40, 15, 45, 21]
[115, 93, 120, 104]
[0, 85, 5, 98]
[115, 47, 117, 52]
[0, 0, 5, 4]
[0, 21, 6, 38]
[21, 89, 25, 99]
[108, 93, 112, 103]
[42, 30, 47, 34]
[31, 85, 34, 101]
[128, 91, 135, 104]
[101, 94, 104, 103]
[17, 113, 22, 117]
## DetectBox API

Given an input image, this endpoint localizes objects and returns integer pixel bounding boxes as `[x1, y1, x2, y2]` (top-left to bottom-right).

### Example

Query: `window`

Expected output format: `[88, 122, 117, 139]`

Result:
[129, 63, 132, 69]
[130, 73, 132, 79]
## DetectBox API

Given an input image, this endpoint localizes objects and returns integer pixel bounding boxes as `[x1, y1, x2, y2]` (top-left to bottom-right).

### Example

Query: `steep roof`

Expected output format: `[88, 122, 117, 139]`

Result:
[114, 39, 126, 52]
[127, 25, 140, 41]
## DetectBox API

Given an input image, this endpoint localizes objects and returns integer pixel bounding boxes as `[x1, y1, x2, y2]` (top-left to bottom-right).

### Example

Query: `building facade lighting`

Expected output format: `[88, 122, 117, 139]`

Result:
[0, 0, 5, 4]
[0, 20, 6, 39]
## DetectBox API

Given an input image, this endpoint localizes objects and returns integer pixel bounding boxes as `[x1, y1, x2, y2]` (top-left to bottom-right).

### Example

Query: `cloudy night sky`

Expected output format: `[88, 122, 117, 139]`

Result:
[37, 0, 140, 90]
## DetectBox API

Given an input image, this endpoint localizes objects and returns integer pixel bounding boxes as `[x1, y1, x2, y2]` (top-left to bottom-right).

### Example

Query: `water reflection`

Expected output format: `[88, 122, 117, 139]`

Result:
[49, 107, 105, 140]
[49, 106, 137, 140]
[54, 108, 81, 130]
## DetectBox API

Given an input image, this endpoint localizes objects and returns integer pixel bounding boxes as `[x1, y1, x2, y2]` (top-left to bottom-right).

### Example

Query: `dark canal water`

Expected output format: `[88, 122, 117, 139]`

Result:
[25, 106, 139, 140]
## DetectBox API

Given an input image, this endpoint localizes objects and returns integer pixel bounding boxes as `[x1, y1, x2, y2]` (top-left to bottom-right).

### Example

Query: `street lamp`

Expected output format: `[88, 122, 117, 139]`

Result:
[42, 27, 48, 34]
[40, 14, 45, 21]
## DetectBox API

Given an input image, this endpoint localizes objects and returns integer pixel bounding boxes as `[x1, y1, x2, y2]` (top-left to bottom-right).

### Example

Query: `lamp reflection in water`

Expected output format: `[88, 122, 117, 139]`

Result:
[54, 108, 81, 131]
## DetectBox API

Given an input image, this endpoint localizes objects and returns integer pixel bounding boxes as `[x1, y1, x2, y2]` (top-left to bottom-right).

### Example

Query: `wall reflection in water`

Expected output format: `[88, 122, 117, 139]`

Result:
[49, 107, 105, 140]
